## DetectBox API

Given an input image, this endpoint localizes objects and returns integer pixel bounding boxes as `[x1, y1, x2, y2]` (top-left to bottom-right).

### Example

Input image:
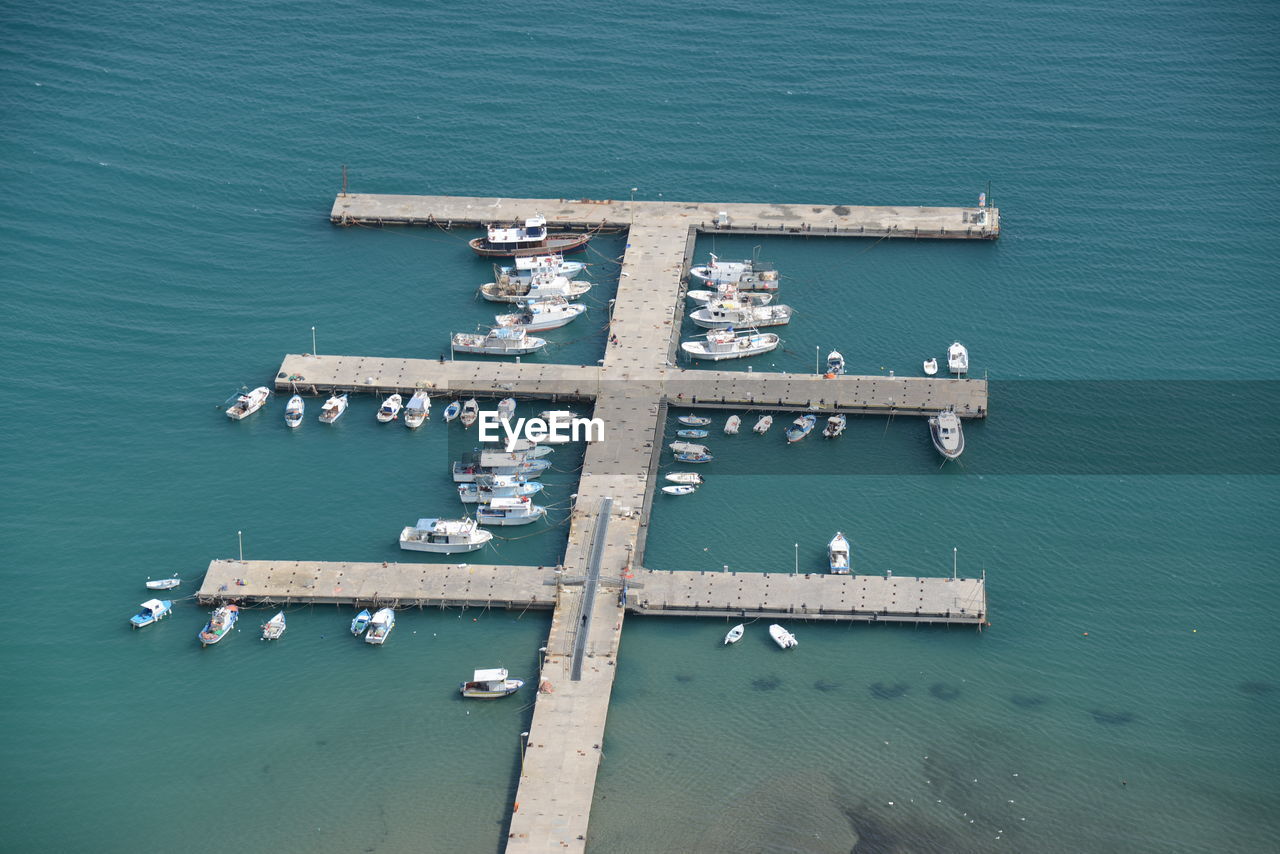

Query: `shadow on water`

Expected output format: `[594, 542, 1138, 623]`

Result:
[1089, 709, 1137, 726]
[753, 675, 782, 691]
[929, 683, 960, 701]
[1238, 680, 1274, 697]
[1009, 694, 1046, 708]
[674, 673, 694, 683]
[814, 679, 841, 692]
[869, 682, 909, 699]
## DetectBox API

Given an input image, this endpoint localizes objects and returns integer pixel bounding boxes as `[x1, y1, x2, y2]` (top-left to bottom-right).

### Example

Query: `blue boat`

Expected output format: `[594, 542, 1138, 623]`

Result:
[670, 441, 713, 464]
[130, 599, 172, 629]
[785, 414, 818, 443]
[350, 609, 373, 636]
[676, 429, 709, 439]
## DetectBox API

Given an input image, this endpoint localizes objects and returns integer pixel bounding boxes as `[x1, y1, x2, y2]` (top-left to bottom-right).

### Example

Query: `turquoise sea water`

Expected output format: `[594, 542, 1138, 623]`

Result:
[3, 1, 1278, 852]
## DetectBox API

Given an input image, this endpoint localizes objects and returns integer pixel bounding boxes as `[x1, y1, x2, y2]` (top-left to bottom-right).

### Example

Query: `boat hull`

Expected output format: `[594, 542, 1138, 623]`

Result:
[470, 233, 591, 258]
[476, 507, 547, 526]
[680, 336, 780, 361]
[461, 679, 524, 698]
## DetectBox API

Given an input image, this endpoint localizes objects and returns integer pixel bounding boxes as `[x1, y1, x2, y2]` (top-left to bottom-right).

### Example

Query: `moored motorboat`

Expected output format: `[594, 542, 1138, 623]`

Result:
[687, 288, 773, 307]
[364, 608, 395, 645]
[261, 611, 286, 640]
[494, 298, 586, 331]
[460, 398, 479, 427]
[145, 576, 180, 590]
[928, 408, 965, 460]
[664, 472, 703, 485]
[753, 415, 773, 434]
[676, 428, 708, 439]
[769, 624, 799, 649]
[460, 668, 524, 698]
[539, 409, 578, 421]
[689, 254, 781, 290]
[404, 391, 430, 428]
[689, 301, 792, 330]
[828, 532, 851, 574]
[823, 414, 847, 438]
[923, 358, 938, 376]
[226, 386, 270, 420]
[399, 517, 494, 553]
[496, 398, 518, 424]
[284, 394, 305, 428]
[785, 414, 818, 443]
[376, 393, 403, 423]
[724, 415, 741, 435]
[681, 328, 780, 361]
[476, 496, 547, 526]
[497, 254, 586, 281]
[350, 608, 373, 636]
[452, 459, 552, 482]
[457, 476, 544, 504]
[443, 400, 462, 422]
[198, 605, 239, 646]
[826, 350, 846, 376]
[469, 215, 591, 258]
[452, 327, 547, 356]
[661, 484, 697, 496]
[724, 623, 744, 645]
[130, 599, 172, 629]
[677, 415, 711, 427]
[948, 341, 969, 375]
[318, 393, 348, 423]
[669, 441, 713, 463]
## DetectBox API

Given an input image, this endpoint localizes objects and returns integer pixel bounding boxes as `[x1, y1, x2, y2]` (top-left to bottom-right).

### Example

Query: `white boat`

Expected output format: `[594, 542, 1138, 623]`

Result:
[476, 447, 554, 468]
[145, 576, 180, 590]
[724, 415, 741, 435]
[828, 532, 851, 574]
[689, 301, 792, 330]
[284, 394, 305, 428]
[261, 611, 286, 640]
[687, 288, 773, 307]
[929, 408, 965, 460]
[496, 397, 517, 423]
[495, 298, 586, 331]
[452, 459, 551, 482]
[669, 441, 713, 463]
[458, 477, 544, 504]
[399, 517, 494, 553]
[753, 415, 773, 434]
[768, 624, 798, 649]
[677, 415, 711, 427]
[130, 599, 172, 629]
[689, 254, 781, 290]
[452, 327, 547, 356]
[664, 472, 703, 485]
[681, 328, 780, 361]
[460, 398, 479, 427]
[497, 253, 586, 281]
[539, 409, 578, 421]
[404, 391, 430, 428]
[376, 393, 403, 423]
[479, 273, 592, 304]
[948, 341, 969, 375]
[470, 215, 593, 258]
[724, 623, 744, 645]
[785, 414, 818, 443]
[350, 609, 373, 635]
[460, 668, 524, 699]
[198, 605, 238, 646]
[364, 608, 395, 645]
[318, 393, 348, 423]
[476, 496, 547, 526]
[443, 400, 461, 422]
[661, 484, 697, 496]
[676, 428, 708, 439]
[823, 414, 847, 438]
[226, 386, 270, 420]
[826, 351, 846, 376]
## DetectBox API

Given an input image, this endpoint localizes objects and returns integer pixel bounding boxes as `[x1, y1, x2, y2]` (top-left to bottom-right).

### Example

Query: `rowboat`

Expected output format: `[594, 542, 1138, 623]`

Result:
[664, 472, 703, 485]
[261, 611, 286, 640]
[724, 624, 744, 645]
[661, 484, 697, 496]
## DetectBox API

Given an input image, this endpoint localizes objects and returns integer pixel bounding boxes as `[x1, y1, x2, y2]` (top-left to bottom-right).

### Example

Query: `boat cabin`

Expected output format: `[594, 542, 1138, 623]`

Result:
[488, 215, 547, 245]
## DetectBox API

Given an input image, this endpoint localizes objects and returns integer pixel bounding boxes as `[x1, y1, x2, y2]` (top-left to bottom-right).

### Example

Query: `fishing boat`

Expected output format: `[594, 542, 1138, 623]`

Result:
[284, 394, 305, 428]
[399, 517, 494, 553]
[226, 386, 270, 420]
[676, 428, 709, 439]
[948, 341, 969, 375]
[318, 393, 348, 424]
[496, 254, 586, 281]
[364, 608, 395, 645]
[476, 447, 554, 468]
[664, 472, 703, 485]
[823, 414, 847, 438]
[452, 459, 551, 482]
[476, 496, 547, 526]
[350, 609, 373, 636]
[469, 214, 592, 258]
[145, 576, 180, 590]
[458, 477, 544, 504]
[677, 415, 712, 427]
[928, 408, 965, 460]
[689, 301, 792, 329]
[724, 415, 741, 435]
[130, 599, 172, 629]
[681, 328, 780, 361]
[724, 624, 744, 645]
[404, 391, 430, 428]
[661, 484, 697, 496]
[828, 532, 851, 574]
[785, 414, 818, 443]
[479, 274, 593, 304]
[669, 441, 713, 463]
[198, 605, 239, 646]
[689, 253, 781, 290]
[496, 397, 517, 423]
[460, 398, 479, 427]
[769, 624, 799, 649]
[376, 393, 403, 423]
[494, 298, 586, 331]
[442, 400, 461, 422]
[460, 668, 524, 699]
[826, 351, 846, 376]
[687, 288, 773, 307]
[753, 415, 773, 434]
[261, 611, 286, 640]
[452, 327, 547, 356]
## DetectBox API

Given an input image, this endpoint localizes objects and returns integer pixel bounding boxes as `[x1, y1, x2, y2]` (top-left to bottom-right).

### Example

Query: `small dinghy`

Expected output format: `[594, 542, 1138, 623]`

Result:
[724, 415, 741, 435]
[677, 415, 712, 427]
[364, 608, 395, 645]
[828, 532, 851, 574]
[929, 408, 965, 460]
[261, 611, 286, 640]
[724, 623, 745, 645]
[753, 415, 773, 434]
[442, 400, 461, 422]
[923, 358, 938, 376]
[404, 391, 430, 428]
[823, 414, 847, 438]
[226, 386, 270, 420]
[665, 472, 703, 485]
[460, 398, 479, 428]
[661, 484, 697, 496]
[350, 608, 373, 636]
[461, 668, 524, 699]
[496, 397, 517, 423]
[198, 605, 239, 647]
[948, 341, 969, 375]
[318, 393, 348, 424]
[826, 350, 846, 376]
[785, 414, 818, 443]
[130, 599, 172, 629]
[376, 394, 403, 423]
[146, 576, 180, 590]
[769, 624, 799, 649]
[676, 428, 709, 439]
[284, 394, 304, 428]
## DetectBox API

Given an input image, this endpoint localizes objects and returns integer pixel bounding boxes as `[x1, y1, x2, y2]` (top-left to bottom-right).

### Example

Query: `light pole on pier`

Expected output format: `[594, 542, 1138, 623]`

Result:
[237, 530, 243, 562]
[311, 326, 316, 356]
[794, 543, 799, 575]
[815, 345, 820, 375]
[630, 188, 638, 227]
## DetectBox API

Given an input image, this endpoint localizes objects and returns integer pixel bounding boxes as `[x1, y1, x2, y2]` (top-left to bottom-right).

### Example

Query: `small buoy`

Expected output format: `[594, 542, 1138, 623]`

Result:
[1082, 632, 1089, 636]
[1192, 628, 1197, 633]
